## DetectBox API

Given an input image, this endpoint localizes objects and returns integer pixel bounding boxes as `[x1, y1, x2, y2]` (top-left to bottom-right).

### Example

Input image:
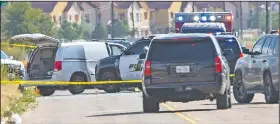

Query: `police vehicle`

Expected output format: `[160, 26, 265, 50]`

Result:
[175, 12, 234, 33]
[95, 38, 151, 93]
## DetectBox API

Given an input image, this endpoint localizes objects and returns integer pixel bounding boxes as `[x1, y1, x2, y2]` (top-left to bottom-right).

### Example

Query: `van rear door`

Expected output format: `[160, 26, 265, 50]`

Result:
[148, 37, 217, 84]
[10, 33, 61, 47]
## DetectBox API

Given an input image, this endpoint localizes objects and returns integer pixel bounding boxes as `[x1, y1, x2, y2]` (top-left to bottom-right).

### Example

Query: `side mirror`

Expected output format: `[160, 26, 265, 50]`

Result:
[139, 53, 146, 59]
[144, 46, 149, 52]
[9, 56, 14, 60]
[242, 48, 250, 54]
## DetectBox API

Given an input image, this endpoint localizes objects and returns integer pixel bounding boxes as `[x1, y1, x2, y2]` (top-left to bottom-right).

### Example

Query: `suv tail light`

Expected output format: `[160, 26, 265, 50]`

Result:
[239, 52, 243, 58]
[215, 56, 222, 73]
[144, 60, 151, 77]
[54, 61, 62, 71]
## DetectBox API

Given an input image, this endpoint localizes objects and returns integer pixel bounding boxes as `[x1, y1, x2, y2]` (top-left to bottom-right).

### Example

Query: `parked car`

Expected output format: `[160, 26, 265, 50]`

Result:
[141, 33, 231, 112]
[95, 38, 152, 93]
[233, 32, 279, 104]
[1, 50, 26, 80]
[11, 33, 126, 96]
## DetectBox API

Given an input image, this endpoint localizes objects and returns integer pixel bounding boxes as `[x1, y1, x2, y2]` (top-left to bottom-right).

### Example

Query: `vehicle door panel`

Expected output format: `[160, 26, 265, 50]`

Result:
[246, 38, 265, 90]
[119, 41, 150, 80]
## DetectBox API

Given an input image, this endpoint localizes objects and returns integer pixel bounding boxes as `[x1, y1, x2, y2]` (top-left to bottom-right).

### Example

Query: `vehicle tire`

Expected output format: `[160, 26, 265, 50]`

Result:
[101, 72, 121, 93]
[263, 73, 279, 104]
[143, 92, 159, 113]
[38, 87, 55, 96]
[233, 74, 254, 103]
[69, 74, 86, 95]
[216, 88, 230, 109]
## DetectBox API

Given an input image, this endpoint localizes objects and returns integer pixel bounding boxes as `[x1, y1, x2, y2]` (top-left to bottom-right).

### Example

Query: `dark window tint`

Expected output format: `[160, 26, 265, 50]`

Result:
[149, 39, 215, 62]
[125, 40, 150, 55]
[252, 38, 265, 53]
[273, 37, 279, 55]
[261, 37, 272, 54]
[216, 37, 240, 59]
[181, 28, 225, 33]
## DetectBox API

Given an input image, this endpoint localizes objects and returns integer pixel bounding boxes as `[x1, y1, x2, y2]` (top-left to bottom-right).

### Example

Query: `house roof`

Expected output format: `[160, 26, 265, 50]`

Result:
[31, 2, 57, 13]
[114, 2, 142, 9]
[147, 2, 173, 9]
[63, 2, 73, 12]
[195, 2, 224, 9]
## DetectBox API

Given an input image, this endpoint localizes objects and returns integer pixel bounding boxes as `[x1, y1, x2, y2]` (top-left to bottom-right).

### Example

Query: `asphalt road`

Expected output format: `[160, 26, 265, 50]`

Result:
[22, 89, 278, 124]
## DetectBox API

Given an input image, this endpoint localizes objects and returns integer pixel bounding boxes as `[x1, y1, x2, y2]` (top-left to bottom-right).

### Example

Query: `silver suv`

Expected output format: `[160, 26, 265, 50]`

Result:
[11, 34, 126, 96]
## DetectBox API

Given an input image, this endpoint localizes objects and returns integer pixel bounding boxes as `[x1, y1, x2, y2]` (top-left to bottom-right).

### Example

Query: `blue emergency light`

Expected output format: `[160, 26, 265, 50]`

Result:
[175, 14, 222, 23]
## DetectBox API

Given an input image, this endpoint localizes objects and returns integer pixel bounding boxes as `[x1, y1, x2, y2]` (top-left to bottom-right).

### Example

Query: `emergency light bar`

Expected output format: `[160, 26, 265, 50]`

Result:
[175, 12, 233, 33]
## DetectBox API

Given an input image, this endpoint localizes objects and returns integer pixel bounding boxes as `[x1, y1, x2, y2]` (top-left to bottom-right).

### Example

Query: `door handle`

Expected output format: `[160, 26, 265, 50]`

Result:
[252, 60, 256, 63]
[263, 60, 267, 63]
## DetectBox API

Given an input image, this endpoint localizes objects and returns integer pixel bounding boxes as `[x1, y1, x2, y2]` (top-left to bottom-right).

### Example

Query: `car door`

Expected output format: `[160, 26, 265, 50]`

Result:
[245, 37, 265, 88]
[253, 37, 273, 90]
[119, 40, 151, 80]
[108, 44, 126, 56]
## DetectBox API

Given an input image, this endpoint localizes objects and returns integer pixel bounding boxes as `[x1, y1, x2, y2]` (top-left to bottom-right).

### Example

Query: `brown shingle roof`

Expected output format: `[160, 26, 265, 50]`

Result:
[31, 2, 57, 13]
[63, 2, 73, 13]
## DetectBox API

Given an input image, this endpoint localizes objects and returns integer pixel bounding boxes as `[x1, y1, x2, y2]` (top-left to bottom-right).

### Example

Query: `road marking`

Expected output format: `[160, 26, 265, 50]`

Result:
[161, 103, 197, 124]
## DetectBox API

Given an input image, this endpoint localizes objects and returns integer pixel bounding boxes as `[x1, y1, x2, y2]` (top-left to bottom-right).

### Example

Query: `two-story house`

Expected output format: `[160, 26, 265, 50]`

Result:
[32, 2, 68, 27]
[114, 2, 150, 38]
[147, 2, 182, 34]
[63, 2, 83, 24]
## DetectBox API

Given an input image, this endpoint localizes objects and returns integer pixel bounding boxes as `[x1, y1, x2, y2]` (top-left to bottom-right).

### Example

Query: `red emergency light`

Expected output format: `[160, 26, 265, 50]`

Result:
[175, 12, 233, 33]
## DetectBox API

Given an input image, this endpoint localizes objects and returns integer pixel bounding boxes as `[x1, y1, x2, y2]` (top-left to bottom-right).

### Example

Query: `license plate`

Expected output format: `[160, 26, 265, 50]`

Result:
[176, 66, 190, 73]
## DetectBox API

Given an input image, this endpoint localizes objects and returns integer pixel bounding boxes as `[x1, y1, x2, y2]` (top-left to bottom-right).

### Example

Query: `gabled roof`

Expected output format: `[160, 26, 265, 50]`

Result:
[114, 2, 142, 9]
[31, 2, 57, 13]
[63, 2, 73, 13]
[147, 2, 173, 9]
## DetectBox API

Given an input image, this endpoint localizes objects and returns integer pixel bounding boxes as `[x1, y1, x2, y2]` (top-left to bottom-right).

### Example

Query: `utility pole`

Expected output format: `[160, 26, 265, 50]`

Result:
[223, 2, 226, 12]
[132, 2, 135, 38]
[256, 2, 260, 31]
[278, 2, 280, 124]
[192, 2, 195, 12]
[265, 2, 269, 34]
[111, 1, 115, 38]
[240, 2, 243, 39]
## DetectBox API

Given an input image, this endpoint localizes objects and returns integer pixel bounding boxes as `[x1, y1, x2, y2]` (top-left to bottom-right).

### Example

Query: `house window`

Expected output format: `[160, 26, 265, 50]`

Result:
[139, 13, 142, 22]
[170, 12, 174, 19]
[75, 14, 79, 23]
[136, 13, 139, 22]
[249, 10, 253, 17]
[85, 14, 90, 23]
[58, 16, 62, 25]
[144, 12, 148, 20]
[130, 12, 133, 20]
[119, 13, 125, 20]
[69, 15, 72, 20]
[97, 13, 101, 21]
[53, 15, 57, 23]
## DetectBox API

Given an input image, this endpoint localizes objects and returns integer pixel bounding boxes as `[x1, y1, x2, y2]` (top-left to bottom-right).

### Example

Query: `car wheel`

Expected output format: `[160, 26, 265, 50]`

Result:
[101, 72, 121, 93]
[233, 75, 254, 103]
[263, 73, 279, 104]
[143, 92, 159, 113]
[38, 87, 55, 96]
[69, 74, 85, 95]
[216, 87, 230, 109]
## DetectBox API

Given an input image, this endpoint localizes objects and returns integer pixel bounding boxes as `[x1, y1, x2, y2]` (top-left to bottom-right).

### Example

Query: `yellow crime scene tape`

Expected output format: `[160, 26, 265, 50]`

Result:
[230, 74, 234, 77]
[1, 80, 142, 85]
[1, 43, 36, 48]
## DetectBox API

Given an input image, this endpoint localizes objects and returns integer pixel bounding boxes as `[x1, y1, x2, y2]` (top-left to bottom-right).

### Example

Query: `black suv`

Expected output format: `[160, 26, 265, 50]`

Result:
[141, 33, 231, 112]
[215, 35, 243, 85]
[233, 33, 279, 104]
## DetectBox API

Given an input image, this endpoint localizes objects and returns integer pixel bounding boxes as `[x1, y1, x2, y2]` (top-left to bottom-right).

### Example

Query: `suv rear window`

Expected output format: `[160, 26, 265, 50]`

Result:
[149, 38, 215, 62]
[216, 37, 240, 60]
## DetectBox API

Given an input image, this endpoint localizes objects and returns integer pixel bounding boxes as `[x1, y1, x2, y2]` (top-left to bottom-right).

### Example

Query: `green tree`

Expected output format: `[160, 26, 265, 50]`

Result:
[248, 11, 279, 31]
[114, 20, 129, 37]
[58, 20, 84, 42]
[2, 2, 57, 38]
[91, 22, 108, 39]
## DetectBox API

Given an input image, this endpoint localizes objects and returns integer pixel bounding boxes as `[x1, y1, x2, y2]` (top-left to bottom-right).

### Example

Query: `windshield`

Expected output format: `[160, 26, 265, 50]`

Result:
[1, 50, 9, 59]
[181, 28, 225, 33]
